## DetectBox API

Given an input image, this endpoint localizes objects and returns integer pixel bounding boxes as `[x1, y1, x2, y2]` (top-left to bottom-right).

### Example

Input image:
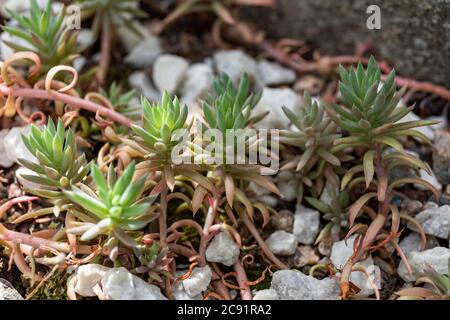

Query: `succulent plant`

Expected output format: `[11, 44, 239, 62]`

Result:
[305, 189, 349, 243]
[3, 0, 80, 78]
[130, 92, 189, 165]
[64, 162, 157, 244]
[19, 119, 90, 202]
[100, 82, 140, 121]
[202, 72, 263, 132]
[134, 243, 174, 283]
[280, 93, 342, 202]
[328, 56, 437, 189]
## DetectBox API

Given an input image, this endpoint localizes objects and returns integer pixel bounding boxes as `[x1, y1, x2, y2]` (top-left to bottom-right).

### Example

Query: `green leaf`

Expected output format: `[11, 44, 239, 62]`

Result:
[64, 188, 109, 219]
[363, 150, 375, 189]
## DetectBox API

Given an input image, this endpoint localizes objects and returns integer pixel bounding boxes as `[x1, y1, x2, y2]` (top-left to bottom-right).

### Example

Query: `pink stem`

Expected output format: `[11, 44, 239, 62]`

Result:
[233, 260, 252, 300]
[0, 85, 132, 126]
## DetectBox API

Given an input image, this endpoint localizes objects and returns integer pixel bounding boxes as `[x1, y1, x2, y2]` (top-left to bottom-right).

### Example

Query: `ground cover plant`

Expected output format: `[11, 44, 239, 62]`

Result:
[0, 0, 449, 301]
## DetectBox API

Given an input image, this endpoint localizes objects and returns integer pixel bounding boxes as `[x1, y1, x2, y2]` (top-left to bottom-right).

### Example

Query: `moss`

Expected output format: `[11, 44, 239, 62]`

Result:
[29, 271, 69, 300]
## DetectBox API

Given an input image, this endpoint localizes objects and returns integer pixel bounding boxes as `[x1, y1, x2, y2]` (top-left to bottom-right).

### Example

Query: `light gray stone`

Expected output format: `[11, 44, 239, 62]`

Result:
[213, 49, 262, 86]
[258, 60, 296, 86]
[128, 71, 160, 102]
[411, 205, 450, 239]
[125, 36, 162, 68]
[206, 231, 240, 266]
[270, 270, 340, 300]
[0, 280, 23, 300]
[275, 170, 298, 202]
[101, 267, 167, 300]
[433, 130, 450, 185]
[271, 209, 294, 232]
[0, 129, 14, 168]
[3, 125, 36, 165]
[152, 54, 189, 94]
[180, 63, 214, 104]
[253, 289, 279, 300]
[398, 247, 450, 282]
[415, 169, 442, 192]
[266, 230, 298, 256]
[182, 266, 212, 298]
[330, 235, 378, 297]
[293, 204, 320, 245]
[399, 232, 439, 255]
[254, 87, 302, 129]
[75, 264, 110, 297]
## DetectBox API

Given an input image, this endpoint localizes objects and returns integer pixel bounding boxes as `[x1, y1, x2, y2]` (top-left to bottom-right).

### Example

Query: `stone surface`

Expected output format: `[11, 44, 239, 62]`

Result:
[206, 231, 240, 266]
[3, 125, 36, 165]
[293, 204, 320, 245]
[101, 267, 167, 300]
[397, 111, 434, 140]
[432, 130, 450, 185]
[0, 129, 14, 168]
[75, 264, 110, 297]
[182, 266, 212, 298]
[398, 232, 439, 256]
[398, 247, 450, 282]
[0, 279, 23, 300]
[330, 235, 377, 297]
[400, 199, 423, 216]
[125, 36, 162, 68]
[117, 21, 151, 52]
[410, 205, 450, 239]
[128, 71, 160, 102]
[270, 270, 340, 300]
[288, 245, 320, 268]
[180, 63, 215, 114]
[243, 0, 450, 86]
[152, 54, 189, 94]
[213, 49, 262, 86]
[415, 169, 442, 192]
[173, 276, 202, 300]
[275, 170, 298, 202]
[265, 230, 298, 256]
[320, 179, 339, 208]
[258, 60, 296, 86]
[271, 209, 294, 232]
[254, 87, 302, 129]
[253, 289, 279, 300]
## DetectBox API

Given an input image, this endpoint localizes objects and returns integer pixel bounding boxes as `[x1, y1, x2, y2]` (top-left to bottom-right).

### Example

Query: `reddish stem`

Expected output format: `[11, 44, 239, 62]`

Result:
[232, 260, 252, 300]
[0, 85, 132, 126]
[97, 28, 111, 86]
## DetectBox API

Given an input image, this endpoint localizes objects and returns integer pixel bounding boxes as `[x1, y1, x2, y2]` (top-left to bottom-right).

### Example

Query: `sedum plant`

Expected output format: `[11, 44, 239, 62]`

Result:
[280, 93, 342, 202]
[3, 0, 80, 78]
[327, 56, 439, 297]
[19, 119, 90, 211]
[64, 162, 157, 244]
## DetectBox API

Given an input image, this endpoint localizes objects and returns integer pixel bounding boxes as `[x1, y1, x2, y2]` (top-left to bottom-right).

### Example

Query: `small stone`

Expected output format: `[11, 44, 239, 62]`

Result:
[398, 247, 450, 282]
[293, 204, 320, 245]
[117, 21, 151, 52]
[180, 63, 214, 105]
[152, 54, 189, 95]
[253, 289, 279, 300]
[330, 235, 378, 297]
[75, 264, 110, 297]
[182, 266, 212, 298]
[16, 167, 41, 189]
[275, 170, 298, 202]
[128, 71, 160, 102]
[253, 87, 302, 129]
[213, 49, 262, 86]
[410, 205, 450, 239]
[0, 129, 14, 168]
[206, 231, 240, 266]
[125, 36, 162, 69]
[101, 267, 167, 300]
[0, 279, 23, 300]
[3, 125, 36, 165]
[271, 209, 294, 232]
[266, 230, 298, 256]
[173, 272, 202, 300]
[415, 169, 442, 192]
[293, 75, 324, 96]
[258, 60, 296, 86]
[76, 29, 95, 49]
[270, 270, 340, 300]
[432, 130, 450, 185]
[320, 179, 339, 208]
[288, 245, 320, 268]
[399, 232, 439, 255]
[400, 199, 423, 216]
